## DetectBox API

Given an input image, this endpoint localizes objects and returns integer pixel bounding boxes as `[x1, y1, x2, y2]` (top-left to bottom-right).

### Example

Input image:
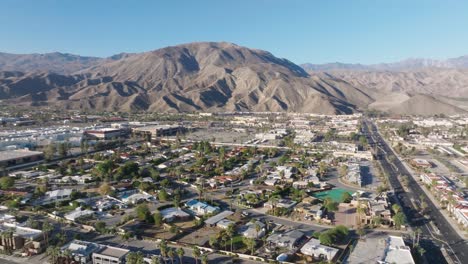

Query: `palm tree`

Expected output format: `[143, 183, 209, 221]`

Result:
[255, 223, 261, 240]
[46, 246, 60, 264]
[226, 224, 236, 252]
[176, 247, 184, 264]
[269, 196, 279, 215]
[356, 228, 365, 240]
[201, 254, 208, 264]
[42, 221, 53, 247]
[151, 256, 161, 264]
[167, 248, 175, 264]
[0, 229, 13, 254]
[356, 202, 366, 226]
[192, 246, 201, 264]
[61, 249, 72, 264]
[243, 237, 256, 255]
[159, 239, 168, 264]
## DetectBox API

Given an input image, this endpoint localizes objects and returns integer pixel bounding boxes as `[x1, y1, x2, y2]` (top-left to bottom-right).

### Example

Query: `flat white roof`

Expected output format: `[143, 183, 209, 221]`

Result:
[384, 236, 415, 264]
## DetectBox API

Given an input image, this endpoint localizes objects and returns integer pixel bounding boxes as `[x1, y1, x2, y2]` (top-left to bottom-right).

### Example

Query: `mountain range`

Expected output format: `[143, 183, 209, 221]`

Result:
[0, 42, 468, 115]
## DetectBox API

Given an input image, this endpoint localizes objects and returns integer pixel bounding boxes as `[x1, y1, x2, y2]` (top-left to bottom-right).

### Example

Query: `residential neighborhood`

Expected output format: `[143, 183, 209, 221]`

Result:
[0, 110, 464, 264]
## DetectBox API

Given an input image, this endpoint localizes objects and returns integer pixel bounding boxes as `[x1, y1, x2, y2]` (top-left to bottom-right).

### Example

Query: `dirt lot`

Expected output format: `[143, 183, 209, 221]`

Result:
[333, 204, 357, 227]
[186, 128, 253, 144]
[177, 226, 220, 246]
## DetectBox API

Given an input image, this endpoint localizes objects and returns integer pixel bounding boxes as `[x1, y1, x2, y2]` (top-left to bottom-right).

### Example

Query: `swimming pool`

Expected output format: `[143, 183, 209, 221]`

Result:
[311, 188, 352, 202]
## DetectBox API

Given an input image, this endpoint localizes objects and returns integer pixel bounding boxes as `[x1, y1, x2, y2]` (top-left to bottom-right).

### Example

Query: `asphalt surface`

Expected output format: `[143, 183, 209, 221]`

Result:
[364, 119, 467, 264]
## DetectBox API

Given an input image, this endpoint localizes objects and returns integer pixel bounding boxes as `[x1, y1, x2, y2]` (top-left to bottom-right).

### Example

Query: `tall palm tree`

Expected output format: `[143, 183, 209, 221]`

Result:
[159, 239, 168, 264]
[176, 247, 184, 264]
[356, 202, 366, 226]
[167, 248, 175, 264]
[269, 196, 279, 215]
[201, 254, 208, 264]
[226, 224, 236, 252]
[42, 221, 53, 247]
[46, 246, 60, 264]
[255, 223, 261, 240]
[192, 246, 201, 264]
[0, 230, 12, 254]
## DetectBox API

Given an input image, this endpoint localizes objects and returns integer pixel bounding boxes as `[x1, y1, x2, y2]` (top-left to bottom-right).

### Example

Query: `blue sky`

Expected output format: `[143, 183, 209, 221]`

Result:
[1, 0, 468, 64]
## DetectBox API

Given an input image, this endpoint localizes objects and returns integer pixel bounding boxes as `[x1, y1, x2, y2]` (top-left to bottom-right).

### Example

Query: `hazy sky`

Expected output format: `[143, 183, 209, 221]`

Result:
[1, 0, 468, 64]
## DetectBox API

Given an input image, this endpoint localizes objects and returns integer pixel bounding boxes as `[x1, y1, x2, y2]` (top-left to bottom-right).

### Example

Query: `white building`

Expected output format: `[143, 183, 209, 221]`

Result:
[300, 238, 339, 261]
[382, 236, 415, 264]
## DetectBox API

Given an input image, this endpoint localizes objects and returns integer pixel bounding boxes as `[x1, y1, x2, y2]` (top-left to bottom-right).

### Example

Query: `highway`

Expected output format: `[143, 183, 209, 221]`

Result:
[363, 119, 467, 264]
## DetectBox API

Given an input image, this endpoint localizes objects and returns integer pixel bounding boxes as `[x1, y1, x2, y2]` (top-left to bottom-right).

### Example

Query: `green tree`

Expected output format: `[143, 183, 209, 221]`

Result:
[356, 228, 365, 240]
[158, 189, 168, 201]
[44, 144, 57, 161]
[319, 232, 333, 246]
[136, 203, 152, 222]
[95, 160, 114, 180]
[153, 211, 163, 227]
[0, 176, 14, 190]
[98, 182, 112, 196]
[324, 197, 338, 212]
[57, 142, 69, 158]
[393, 212, 406, 229]
[243, 237, 256, 255]
[95, 221, 107, 233]
[392, 204, 402, 214]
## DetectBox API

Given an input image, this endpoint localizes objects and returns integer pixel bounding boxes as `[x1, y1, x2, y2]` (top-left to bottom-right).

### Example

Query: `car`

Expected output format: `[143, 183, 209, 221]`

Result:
[241, 211, 250, 217]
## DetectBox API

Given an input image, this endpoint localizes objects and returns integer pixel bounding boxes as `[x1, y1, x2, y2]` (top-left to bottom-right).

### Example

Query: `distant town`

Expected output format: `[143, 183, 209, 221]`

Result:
[0, 109, 467, 264]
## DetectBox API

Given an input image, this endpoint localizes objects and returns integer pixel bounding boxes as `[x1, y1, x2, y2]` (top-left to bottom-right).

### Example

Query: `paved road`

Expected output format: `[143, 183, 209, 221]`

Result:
[364, 119, 467, 264]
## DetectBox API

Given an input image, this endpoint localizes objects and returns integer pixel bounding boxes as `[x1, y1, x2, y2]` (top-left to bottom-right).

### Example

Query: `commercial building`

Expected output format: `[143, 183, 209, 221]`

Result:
[83, 128, 127, 140]
[133, 125, 186, 139]
[92, 245, 129, 264]
[0, 223, 43, 255]
[0, 149, 43, 167]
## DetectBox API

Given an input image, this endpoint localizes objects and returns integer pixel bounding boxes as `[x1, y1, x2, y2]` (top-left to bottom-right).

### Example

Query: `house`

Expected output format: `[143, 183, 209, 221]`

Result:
[185, 199, 220, 216]
[61, 240, 102, 264]
[204, 210, 234, 226]
[160, 207, 191, 222]
[300, 238, 339, 262]
[36, 188, 73, 205]
[264, 198, 297, 211]
[239, 221, 266, 239]
[266, 230, 305, 249]
[216, 219, 235, 229]
[264, 178, 278, 186]
[121, 192, 153, 204]
[65, 208, 95, 222]
[92, 245, 129, 264]
[295, 203, 323, 220]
